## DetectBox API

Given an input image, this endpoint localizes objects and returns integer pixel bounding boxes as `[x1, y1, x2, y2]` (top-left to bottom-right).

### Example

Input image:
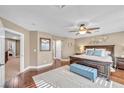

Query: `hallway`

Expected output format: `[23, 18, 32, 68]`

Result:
[5, 56, 20, 81]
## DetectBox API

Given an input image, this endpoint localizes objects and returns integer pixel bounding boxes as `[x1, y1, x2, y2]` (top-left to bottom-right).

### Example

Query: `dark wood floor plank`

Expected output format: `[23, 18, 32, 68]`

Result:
[4, 64, 55, 88]
[111, 69, 124, 85]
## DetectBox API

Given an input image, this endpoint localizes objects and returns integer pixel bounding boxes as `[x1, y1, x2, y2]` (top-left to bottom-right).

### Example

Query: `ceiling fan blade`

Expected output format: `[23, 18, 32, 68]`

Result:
[86, 30, 99, 34]
[75, 32, 80, 35]
[87, 27, 100, 30]
[86, 31, 92, 34]
[68, 30, 78, 32]
[80, 24, 85, 26]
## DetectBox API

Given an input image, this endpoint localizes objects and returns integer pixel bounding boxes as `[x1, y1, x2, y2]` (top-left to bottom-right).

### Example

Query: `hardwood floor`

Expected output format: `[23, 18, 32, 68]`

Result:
[4, 60, 63, 88]
[5, 56, 20, 81]
[111, 69, 124, 85]
[4, 63, 124, 88]
[5, 65, 54, 88]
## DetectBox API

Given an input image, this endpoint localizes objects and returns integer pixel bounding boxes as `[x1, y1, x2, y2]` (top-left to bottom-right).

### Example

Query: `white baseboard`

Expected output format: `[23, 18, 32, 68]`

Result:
[19, 63, 53, 74]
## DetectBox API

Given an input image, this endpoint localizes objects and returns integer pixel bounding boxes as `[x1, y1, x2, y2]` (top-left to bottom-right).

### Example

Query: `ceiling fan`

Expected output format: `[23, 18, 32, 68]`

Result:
[68, 24, 100, 35]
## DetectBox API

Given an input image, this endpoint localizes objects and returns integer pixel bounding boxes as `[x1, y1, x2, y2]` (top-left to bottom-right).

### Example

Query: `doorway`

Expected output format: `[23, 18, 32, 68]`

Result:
[5, 31, 21, 81]
[53, 40, 62, 59]
[0, 28, 24, 87]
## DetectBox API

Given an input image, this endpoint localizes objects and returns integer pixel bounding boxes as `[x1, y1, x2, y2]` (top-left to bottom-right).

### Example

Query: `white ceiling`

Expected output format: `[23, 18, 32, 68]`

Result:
[0, 5, 124, 38]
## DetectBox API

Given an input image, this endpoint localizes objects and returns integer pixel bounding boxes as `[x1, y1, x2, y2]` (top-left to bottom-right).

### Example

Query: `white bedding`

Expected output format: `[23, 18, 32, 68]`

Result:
[72, 54, 113, 63]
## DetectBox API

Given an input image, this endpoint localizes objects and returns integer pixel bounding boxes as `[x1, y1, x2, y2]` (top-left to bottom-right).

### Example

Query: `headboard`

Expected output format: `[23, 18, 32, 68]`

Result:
[84, 45, 115, 60]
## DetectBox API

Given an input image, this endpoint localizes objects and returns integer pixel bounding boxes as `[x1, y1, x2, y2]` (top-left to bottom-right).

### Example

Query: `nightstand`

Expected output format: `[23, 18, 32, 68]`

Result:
[116, 57, 124, 70]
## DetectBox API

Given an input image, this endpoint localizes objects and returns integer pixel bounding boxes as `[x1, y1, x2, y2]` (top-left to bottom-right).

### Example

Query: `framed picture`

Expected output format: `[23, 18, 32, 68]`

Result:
[40, 38, 51, 51]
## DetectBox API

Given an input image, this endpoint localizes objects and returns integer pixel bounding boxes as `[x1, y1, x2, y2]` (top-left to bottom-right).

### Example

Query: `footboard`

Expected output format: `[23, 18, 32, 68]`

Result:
[70, 56, 111, 80]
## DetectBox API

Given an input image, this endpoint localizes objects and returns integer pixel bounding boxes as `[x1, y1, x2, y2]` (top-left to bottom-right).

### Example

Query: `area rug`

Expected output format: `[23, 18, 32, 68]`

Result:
[33, 66, 124, 88]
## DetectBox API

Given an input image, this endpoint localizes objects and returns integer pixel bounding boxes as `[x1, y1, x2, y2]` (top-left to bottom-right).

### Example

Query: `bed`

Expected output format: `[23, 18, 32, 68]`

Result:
[70, 45, 115, 80]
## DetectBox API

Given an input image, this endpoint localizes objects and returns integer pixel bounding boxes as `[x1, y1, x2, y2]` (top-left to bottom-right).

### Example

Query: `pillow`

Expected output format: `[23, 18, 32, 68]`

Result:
[86, 48, 94, 56]
[93, 49, 106, 57]
[105, 51, 111, 56]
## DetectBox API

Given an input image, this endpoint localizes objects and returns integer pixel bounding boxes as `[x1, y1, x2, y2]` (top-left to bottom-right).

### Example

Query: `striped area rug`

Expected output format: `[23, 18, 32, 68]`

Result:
[33, 66, 124, 88]
[94, 77, 113, 88]
[26, 80, 56, 88]
[31, 77, 114, 88]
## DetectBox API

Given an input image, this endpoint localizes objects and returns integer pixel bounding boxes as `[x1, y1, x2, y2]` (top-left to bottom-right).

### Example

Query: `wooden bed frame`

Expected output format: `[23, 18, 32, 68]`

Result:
[70, 45, 115, 81]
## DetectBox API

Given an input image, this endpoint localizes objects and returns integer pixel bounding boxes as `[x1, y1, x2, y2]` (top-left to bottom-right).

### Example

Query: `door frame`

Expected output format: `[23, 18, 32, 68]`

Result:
[4, 28, 24, 72]
[0, 27, 5, 87]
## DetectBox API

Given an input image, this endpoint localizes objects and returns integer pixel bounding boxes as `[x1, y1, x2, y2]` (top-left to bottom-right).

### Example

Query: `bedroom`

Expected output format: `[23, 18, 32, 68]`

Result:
[0, 5, 124, 88]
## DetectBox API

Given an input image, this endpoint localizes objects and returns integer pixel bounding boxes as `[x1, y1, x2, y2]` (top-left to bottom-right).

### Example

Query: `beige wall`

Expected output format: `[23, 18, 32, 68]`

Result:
[62, 39, 75, 58]
[37, 32, 53, 66]
[75, 32, 124, 57]
[52, 36, 75, 59]
[0, 17, 30, 68]
[29, 32, 75, 66]
[0, 19, 3, 28]
[30, 31, 53, 66]
[30, 31, 38, 66]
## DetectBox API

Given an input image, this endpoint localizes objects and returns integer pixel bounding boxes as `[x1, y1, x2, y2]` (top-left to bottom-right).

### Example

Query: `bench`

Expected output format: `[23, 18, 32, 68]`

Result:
[70, 63, 97, 82]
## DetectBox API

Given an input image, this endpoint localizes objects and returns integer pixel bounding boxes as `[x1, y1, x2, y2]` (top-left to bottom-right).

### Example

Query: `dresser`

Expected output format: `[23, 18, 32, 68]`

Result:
[116, 57, 124, 70]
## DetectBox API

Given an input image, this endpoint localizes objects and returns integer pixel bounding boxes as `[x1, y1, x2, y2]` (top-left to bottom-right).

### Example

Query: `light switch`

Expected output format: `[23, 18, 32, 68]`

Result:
[33, 49, 37, 52]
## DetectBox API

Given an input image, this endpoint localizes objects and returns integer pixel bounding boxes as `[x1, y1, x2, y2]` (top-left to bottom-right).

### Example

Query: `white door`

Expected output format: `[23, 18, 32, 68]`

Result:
[55, 40, 62, 59]
[0, 28, 5, 87]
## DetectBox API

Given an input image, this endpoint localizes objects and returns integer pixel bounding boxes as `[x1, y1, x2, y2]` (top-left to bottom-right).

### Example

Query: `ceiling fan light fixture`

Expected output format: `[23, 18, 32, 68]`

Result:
[79, 31, 86, 34]
[80, 26, 85, 31]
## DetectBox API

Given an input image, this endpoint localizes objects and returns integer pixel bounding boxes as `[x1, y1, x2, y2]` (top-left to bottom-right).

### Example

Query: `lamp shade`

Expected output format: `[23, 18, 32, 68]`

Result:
[79, 45, 84, 53]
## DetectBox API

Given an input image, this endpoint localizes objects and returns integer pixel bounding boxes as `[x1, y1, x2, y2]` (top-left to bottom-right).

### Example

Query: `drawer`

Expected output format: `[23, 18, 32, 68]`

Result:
[117, 59, 124, 62]
[117, 62, 124, 65]
[117, 65, 124, 70]
[117, 62, 124, 69]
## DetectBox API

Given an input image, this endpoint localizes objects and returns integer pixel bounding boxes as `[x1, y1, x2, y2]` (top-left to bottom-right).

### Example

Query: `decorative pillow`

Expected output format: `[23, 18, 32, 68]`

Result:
[93, 49, 106, 57]
[105, 51, 111, 56]
[86, 48, 94, 56]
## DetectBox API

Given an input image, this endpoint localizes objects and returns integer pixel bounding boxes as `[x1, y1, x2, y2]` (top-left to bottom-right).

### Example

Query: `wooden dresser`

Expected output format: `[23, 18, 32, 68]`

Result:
[116, 57, 124, 70]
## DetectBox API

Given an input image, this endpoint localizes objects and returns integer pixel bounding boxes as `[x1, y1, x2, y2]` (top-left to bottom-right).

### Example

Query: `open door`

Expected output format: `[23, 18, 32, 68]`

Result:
[0, 28, 5, 87]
